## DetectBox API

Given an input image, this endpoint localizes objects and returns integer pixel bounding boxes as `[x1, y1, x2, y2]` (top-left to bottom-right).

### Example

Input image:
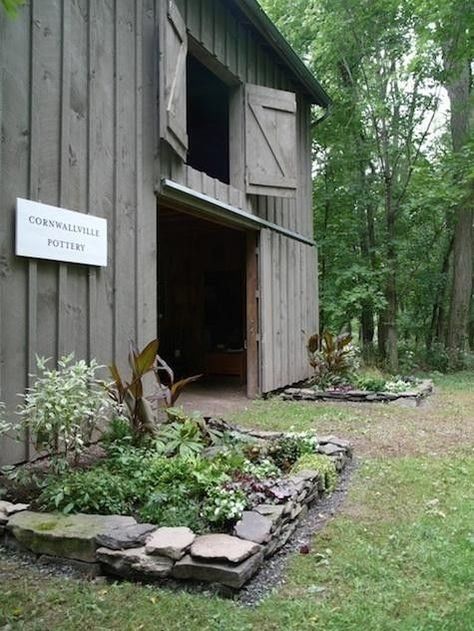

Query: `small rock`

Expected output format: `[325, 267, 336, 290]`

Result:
[173, 551, 263, 589]
[234, 511, 273, 544]
[145, 526, 195, 560]
[253, 504, 285, 528]
[318, 443, 345, 456]
[0, 501, 29, 516]
[190, 534, 261, 564]
[96, 523, 156, 550]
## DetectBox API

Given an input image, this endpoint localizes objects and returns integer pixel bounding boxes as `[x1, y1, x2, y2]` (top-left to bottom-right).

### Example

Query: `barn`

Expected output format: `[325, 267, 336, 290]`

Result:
[0, 0, 330, 464]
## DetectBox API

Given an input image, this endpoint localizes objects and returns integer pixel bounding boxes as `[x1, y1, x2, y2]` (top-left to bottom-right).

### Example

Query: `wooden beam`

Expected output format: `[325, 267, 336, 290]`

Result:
[246, 231, 259, 397]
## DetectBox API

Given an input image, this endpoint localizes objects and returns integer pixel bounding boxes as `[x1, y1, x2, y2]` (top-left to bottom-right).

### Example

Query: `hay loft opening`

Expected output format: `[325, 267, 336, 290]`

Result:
[158, 207, 247, 385]
[186, 54, 230, 184]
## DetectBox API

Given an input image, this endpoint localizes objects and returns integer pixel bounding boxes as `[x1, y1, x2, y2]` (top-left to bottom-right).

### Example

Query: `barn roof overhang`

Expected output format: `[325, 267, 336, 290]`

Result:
[235, 0, 331, 108]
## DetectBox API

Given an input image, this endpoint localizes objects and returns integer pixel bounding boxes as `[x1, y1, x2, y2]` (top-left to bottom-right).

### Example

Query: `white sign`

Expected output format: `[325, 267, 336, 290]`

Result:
[16, 198, 108, 267]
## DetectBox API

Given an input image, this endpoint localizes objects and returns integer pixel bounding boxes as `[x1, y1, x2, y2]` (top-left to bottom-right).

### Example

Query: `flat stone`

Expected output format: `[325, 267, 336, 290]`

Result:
[145, 526, 195, 560]
[7, 511, 136, 562]
[0, 500, 30, 516]
[0, 514, 8, 526]
[97, 546, 173, 578]
[190, 534, 261, 564]
[173, 551, 263, 589]
[290, 502, 305, 520]
[318, 443, 345, 456]
[96, 523, 156, 550]
[253, 504, 285, 528]
[233, 511, 273, 544]
[291, 469, 320, 482]
[317, 436, 351, 449]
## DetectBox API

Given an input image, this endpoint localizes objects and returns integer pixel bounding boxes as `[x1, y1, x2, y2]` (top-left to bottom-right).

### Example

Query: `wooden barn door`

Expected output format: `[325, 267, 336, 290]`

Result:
[259, 229, 318, 393]
[160, 0, 188, 159]
[244, 84, 297, 198]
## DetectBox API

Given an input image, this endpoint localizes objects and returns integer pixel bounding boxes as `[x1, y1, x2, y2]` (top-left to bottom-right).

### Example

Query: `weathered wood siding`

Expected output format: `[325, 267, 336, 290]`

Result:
[160, 0, 317, 390]
[0, 0, 158, 464]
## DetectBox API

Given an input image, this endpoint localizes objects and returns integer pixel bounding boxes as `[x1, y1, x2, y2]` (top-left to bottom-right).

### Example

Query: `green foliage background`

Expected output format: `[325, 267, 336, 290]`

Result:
[261, 0, 473, 371]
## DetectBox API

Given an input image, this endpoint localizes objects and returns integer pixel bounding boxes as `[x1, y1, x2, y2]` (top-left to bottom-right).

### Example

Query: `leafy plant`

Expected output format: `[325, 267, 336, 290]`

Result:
[140, 491, 207, 531]
[268, 434, 316, 471]
[202, 486, 248, 525]
[353, 374, 387, 392]
[39, 467, 135, 515]
[307, 331, 357, 388]
[18, 354, 110, 460]
[158, 420, 205, 458]
[0, 402, 12, 439]
[242, 458, 280, 479]
[108, 340, 201, 441]
[384, 377, 419, 393]
[292, 454, 338, 492]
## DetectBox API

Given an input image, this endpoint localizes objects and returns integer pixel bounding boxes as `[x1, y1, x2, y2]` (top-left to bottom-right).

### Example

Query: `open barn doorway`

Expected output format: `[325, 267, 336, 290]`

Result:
[158, 205, 257, 407]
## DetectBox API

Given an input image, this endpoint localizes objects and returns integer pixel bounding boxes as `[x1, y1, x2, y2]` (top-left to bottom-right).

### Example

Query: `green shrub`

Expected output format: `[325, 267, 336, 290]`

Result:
[292, 453, 338, 492]
[268, 434, 317, 471]
[18, 354, 111, 461]
[39, 467, 135, 515]
[353, 374, 387, 392]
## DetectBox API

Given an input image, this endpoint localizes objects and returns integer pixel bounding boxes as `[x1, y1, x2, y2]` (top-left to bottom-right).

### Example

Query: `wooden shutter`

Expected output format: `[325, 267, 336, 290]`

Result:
[245, 84, 297, 197]
[162, 1, 188, 159]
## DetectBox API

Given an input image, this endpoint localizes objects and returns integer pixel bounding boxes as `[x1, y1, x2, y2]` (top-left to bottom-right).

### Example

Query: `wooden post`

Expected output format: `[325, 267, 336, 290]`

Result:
[246, 231, 259, 398]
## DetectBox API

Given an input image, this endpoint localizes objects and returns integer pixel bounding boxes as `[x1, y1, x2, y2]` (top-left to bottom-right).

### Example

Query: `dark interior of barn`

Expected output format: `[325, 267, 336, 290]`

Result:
[158, 207, 247, 385]
[186, 54, 230, 184]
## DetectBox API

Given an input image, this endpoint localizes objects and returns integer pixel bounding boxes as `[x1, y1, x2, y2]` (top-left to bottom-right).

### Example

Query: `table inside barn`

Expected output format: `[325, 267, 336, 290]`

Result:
[205, 350, 247, 383]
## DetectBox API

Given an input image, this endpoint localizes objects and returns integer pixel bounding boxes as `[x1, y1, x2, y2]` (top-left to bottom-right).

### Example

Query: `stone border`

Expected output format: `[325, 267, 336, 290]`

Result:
[1, 435, 352, 591]
[282, 379, 433, 407]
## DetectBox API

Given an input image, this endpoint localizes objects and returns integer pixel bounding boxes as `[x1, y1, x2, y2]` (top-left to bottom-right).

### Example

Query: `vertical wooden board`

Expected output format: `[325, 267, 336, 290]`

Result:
[115, 0, 138, 365]
[62, 0, 89, 361]
[200, 0, 213, 52]
[237, 22, 247, 79]
[280, 235, 289, 387]
[259, 229, 273, 392]
[185, 0, 200, 40]
[272, 233, 282, 388]
[213, 0, 226, 64]
[287, 239, 298, 382]
[0, 5, 31, 464]
[224, 11, 237, 73]
[246, 231, 259, 397]
[137, 0, 158, 347]
[32, 0, 62, 361]
[300, 241, 309, 380]
[292, 242, 300, 382]
[89, 0, 115, 365]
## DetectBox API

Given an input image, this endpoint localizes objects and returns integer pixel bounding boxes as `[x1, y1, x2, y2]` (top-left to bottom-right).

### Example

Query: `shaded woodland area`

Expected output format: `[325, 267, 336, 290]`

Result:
[262, 0, 473, 372]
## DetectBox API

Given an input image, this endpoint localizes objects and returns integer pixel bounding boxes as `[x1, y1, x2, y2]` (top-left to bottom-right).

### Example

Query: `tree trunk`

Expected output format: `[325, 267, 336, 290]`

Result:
[427, 234, 454, 348]
[445, 53, 473, 357]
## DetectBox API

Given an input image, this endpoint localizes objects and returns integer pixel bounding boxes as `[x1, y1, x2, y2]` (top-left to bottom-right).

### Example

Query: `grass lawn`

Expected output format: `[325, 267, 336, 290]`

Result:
[1, 372, 473, 630]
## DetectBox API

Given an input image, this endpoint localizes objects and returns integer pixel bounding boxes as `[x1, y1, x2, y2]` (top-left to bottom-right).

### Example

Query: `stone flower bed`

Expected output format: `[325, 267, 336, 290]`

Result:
[0, 432, 352, 591]
[282, 379, 433, 407]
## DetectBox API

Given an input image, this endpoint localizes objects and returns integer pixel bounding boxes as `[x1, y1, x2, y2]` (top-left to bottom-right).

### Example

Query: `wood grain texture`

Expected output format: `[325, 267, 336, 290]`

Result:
[0, 0, 158, 463]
